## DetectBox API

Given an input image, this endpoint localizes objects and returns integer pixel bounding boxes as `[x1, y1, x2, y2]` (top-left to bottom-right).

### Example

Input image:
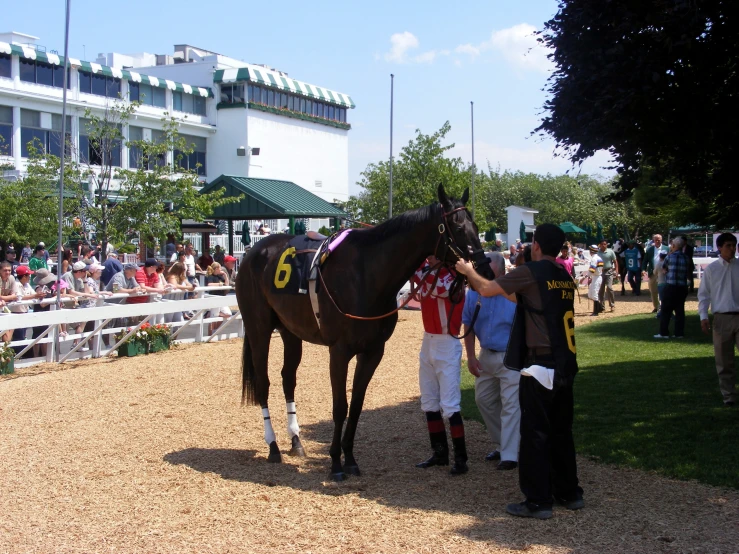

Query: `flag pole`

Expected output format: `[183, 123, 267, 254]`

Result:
[389, 74, 394, 219]
[55, 0, 72, 362]
[470, 101, 475, 219]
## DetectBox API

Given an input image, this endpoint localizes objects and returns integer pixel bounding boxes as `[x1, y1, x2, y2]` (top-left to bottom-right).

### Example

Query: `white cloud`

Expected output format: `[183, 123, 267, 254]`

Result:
[455, 43, 480, 58]
[413, 50, 437, 64]
[454, 23, 552, 73]
[384, 32, 420, 63]
[487, 23, 551, 73]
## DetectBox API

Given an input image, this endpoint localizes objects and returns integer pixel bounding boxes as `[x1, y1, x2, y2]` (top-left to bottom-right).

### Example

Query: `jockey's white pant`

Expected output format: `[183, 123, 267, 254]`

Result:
[419, 332, 463, 417]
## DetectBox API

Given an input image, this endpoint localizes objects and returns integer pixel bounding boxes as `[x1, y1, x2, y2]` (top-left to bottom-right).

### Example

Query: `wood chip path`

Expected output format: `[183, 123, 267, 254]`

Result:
[1, 289, 736, 553]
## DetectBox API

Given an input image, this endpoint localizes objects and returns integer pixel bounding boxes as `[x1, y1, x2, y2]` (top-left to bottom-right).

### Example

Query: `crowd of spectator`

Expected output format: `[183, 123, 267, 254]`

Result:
[0, 239, 239, 358]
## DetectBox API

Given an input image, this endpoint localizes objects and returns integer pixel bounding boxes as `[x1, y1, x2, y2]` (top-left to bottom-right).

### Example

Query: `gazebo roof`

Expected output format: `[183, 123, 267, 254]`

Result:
[200, 175, 348, 219]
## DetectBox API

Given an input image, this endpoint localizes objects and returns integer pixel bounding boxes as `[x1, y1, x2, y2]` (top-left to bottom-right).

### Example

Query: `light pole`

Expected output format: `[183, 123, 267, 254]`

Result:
[389, 74, 394, 219]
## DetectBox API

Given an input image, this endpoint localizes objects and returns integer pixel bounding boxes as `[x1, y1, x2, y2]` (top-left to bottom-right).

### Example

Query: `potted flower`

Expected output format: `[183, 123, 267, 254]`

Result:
[1, 341, 15, 374]
[146, 324, 172, 353]
[115, 327, 149, 357]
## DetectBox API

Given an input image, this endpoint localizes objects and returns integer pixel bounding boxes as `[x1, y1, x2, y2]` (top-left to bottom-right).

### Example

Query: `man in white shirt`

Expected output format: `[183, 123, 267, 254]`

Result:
[698, 232, 739, 407]
[183, 244, 197, 285]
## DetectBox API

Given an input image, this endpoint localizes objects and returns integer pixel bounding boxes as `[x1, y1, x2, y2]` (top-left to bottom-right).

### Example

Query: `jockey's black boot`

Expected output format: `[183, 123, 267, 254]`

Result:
[416, 411, 449, 468]
[448, 412, 469, 475]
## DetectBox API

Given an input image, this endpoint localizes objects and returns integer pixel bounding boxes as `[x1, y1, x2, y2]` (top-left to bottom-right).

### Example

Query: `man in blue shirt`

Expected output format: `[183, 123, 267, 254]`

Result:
[656, 237, 690, 338]
[462, 252, 519, 470]
[100, 252, 123, 287]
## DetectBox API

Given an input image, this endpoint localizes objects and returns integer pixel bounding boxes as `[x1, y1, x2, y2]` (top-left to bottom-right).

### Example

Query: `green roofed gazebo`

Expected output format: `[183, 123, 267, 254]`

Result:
[199, 175, 349, 255]
[559, 222, 586, 234]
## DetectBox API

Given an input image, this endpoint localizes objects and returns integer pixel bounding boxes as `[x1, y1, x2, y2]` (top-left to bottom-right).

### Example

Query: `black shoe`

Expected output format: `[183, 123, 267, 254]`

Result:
[497, 461, 518, 471]
[485, 450, 501, 461]
[555, 497, 585, 510]
[651, 309, 658, 313]
[416, 452, 449, 468]
[590, 312, 599, 317]
[724, 400, 736, 407]
[506, 501, 552, 520]
[450, 458, 468, 475]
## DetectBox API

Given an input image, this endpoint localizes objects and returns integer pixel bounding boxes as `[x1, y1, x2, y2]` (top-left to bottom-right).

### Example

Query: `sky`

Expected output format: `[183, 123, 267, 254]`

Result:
[5, 0, 614, 196]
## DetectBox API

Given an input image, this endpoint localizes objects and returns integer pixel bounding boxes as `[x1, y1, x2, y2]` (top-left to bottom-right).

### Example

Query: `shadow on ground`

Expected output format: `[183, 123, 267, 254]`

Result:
[164, 397, 738, 552]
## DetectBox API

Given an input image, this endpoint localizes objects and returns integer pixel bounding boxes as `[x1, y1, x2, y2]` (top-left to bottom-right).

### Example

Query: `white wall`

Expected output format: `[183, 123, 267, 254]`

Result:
[208, 106, 250, 177]
[244, 109, 349, 202]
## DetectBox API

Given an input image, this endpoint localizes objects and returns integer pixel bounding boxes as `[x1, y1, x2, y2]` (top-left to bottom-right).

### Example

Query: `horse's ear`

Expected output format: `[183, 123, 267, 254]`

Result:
[461, 188, 469, 204]
[437, 183, 449, 207]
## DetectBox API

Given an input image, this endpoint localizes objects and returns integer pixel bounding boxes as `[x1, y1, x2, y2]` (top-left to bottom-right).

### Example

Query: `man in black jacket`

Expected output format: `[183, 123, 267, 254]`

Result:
[456, 223, 583, 520]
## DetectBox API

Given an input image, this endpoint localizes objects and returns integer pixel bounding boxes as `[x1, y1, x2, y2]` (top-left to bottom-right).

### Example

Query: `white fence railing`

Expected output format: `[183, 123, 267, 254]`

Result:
[0, 287, 242, 368]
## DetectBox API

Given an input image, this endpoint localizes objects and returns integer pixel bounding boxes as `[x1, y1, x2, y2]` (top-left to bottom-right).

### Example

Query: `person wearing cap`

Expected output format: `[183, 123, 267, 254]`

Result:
[78, 263, 111, 310]
[9, 265, 46, 355]
[101, 252, 122, 288]
[463, 252, 520, 470]
[28, 245, 48, 285]
[223, 255, 238, 284]
[4, 247, 20, 276]
[136, 259, 165, 294]
[37, 242, 50, 263]
[105, 263, 144, 296]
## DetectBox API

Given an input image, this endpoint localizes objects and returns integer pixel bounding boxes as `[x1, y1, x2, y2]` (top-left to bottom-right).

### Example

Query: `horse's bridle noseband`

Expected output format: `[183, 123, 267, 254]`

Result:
[436, 204, 488, 271]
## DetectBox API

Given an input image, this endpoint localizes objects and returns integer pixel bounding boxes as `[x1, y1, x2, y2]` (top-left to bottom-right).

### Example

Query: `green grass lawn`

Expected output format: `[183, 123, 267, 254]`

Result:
[461, 312, 739, 489]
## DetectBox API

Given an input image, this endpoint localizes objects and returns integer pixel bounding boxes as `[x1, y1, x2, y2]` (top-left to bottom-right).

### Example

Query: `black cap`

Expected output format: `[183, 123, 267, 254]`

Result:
[144, 258, 159, 267]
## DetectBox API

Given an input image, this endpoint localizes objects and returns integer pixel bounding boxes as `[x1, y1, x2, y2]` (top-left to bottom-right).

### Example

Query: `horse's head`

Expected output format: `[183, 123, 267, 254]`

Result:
[437, 184, 495, 280]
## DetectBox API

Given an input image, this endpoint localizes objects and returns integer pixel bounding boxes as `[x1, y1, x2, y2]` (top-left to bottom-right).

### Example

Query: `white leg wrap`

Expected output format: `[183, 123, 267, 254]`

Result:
[262, 407, 276, 445]
[286, 401, 300, 439]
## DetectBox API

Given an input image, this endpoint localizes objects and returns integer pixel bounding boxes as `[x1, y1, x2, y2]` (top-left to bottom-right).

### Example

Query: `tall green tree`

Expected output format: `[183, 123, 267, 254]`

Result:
[536, 0, 738, 227]
[351, 122, 472, 224]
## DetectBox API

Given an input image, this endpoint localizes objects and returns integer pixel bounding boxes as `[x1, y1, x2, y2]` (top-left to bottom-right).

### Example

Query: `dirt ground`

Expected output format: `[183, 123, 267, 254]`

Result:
[1, 284, 737, 554]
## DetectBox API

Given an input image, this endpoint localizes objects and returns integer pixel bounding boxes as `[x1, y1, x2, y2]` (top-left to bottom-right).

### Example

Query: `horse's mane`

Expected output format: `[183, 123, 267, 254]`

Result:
[347, 196, 464, 247]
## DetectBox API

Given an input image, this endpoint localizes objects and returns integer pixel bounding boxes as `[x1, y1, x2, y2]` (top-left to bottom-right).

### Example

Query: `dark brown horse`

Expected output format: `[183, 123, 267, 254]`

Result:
[235, 185, 492, 480]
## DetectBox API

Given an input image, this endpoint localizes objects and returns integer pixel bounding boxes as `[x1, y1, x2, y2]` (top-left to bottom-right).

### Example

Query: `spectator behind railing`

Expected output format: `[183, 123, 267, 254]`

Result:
[165, 262, 194, 323]
[9, 265, 46, 356]
[31, 268, 57, 357]
[1, 261, 17, 305]
[205, 262, 232, 334]
[5, 247, 20, 277]
[223, 255, 238, 284]
[60, 248, 73, 277]
[169, 243, 184, 264]
[29, 245, 48, 286]
[136, 259, 165, 294]
[101, 252, 122, 287]
[105, 263, 145, 297]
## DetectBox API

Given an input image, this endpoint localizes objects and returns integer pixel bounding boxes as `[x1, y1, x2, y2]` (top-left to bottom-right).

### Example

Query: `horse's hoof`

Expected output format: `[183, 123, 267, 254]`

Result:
[330, 471, 347, 482]
[267, 441, 282, 463]
[288, 435, 306, 457]
[343, 464, 361, 476]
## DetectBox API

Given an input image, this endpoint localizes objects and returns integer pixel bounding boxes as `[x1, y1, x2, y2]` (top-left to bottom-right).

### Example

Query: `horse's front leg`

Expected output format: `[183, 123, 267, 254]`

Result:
[341, 343, 385, 476]
[328, 346, 352, 481]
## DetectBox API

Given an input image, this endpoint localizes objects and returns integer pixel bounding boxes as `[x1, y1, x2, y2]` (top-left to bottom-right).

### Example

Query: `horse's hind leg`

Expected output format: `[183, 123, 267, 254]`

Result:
[341, 343, 385, 476]
[328, 346, 353, 480]
[247, 326, 282, 463]
[280, 329, 306, 457]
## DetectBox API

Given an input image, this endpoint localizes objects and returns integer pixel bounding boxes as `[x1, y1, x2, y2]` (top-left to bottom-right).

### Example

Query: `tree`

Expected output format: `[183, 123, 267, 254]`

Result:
[351, 122, 472, 224]
[536, 0, 739, 227]
[75, 101, 239, 258]
[0, 142, 83, 248]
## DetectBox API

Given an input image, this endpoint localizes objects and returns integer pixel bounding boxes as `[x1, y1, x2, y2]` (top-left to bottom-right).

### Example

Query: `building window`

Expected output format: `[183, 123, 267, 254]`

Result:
[0, 105, 12, 156]
[19, 109, 70, 158]
[220, 84, 245, 104]
[128, 126, 166, 170]
[0, 54, 12, 79]
[18, 58, 68, 88]
[79, 117, 121, 166]
[245, 82, 349, 124]
[174, 134, 207, 176]
[79, 71, 121, 98]
[129, 82, 166, 107]
[173, 91, 206, 115]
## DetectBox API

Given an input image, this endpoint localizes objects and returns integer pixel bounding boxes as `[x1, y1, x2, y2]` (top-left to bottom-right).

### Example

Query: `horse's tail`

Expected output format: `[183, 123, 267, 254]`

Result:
[241, 334, 258, 406]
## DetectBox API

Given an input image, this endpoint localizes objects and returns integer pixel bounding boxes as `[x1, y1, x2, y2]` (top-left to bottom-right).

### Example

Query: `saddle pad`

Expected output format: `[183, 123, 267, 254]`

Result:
[271, 235, 323, 295]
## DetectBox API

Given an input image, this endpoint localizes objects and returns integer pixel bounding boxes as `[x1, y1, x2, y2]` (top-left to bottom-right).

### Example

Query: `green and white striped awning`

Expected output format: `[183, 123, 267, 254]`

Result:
[213, 65, 354, 109]
[0, 41, 213, 98]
